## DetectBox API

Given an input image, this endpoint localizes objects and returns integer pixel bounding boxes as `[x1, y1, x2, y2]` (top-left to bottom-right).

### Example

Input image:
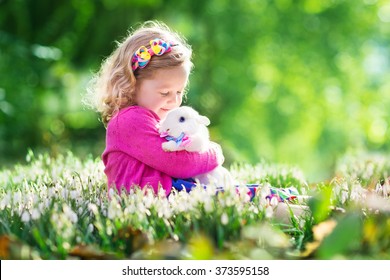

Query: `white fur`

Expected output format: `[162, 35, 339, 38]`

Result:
[159, 106, 233, 187]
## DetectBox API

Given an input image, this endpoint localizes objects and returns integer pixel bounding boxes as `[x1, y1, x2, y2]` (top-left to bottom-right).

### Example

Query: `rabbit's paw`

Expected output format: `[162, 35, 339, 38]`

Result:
[162, 141, 178, 152]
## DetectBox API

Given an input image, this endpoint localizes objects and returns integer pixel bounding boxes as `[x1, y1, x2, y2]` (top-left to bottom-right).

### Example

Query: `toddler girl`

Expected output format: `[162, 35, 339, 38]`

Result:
[88, 21, 223, 196]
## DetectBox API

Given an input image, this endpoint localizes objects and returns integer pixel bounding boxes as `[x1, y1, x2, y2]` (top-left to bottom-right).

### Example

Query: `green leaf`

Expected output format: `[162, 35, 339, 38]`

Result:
[317, 213, 362, 259]
[308, 186, 332, 223]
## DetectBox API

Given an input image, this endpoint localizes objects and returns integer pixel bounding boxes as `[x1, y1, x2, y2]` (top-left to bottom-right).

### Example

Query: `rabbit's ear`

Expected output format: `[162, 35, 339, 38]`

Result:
[197, 115, 210, 126]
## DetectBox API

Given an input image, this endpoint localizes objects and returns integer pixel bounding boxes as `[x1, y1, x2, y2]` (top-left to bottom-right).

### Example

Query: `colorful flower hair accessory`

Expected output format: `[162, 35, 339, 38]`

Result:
[131, 38, 175, 71]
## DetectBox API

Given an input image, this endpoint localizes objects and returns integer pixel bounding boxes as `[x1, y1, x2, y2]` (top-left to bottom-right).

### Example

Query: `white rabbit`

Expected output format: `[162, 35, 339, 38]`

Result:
[158, 106, 233, 188]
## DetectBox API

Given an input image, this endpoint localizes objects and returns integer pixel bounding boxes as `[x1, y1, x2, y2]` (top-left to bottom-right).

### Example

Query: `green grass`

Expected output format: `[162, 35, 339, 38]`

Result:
[0, 150, 389, 260]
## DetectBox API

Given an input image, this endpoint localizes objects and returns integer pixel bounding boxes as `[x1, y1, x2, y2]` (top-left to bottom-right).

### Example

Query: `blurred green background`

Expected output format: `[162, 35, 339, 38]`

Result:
[1, 0, 390, 182]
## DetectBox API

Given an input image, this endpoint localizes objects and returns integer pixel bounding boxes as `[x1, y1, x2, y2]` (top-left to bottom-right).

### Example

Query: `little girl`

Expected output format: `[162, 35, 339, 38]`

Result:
[88, 21, 223, 196]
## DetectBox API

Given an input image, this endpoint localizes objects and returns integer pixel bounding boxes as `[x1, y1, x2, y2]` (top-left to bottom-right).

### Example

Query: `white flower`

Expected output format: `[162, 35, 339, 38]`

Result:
[70, 190, 80, 200]
[157, 199, 172, 219]
[32, 194, 39, 204]
[48, 187, 56, 198]
[248, 204, 259, 214]
[124, 204, 137, 214]
[350, 183, 367, 202]
[158, 187, 167, 199]
[108, 188, 115, 198]
[63, 204, 78, 223]
[61, 189, 69, 199]
[31, 208, 41, 220]
[38, 202, 45, 213]
[87, 223, 94, 233]
[107, 199, 122, 220]
[334, 181, 349, 204]
[0, 191, 11, 210]
[143, 191, 155, 208]
[88, 203, 98, 214]
[21, 211, 30, 223]
[13, 191, 22, 204]
[204, 199, 213, 213]
[221, 212, 229, 225]
[139, 202, 151, 216]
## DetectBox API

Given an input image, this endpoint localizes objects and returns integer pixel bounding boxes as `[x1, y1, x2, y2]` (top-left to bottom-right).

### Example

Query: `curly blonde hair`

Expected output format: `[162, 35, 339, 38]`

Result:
[86, 21, 193, 126]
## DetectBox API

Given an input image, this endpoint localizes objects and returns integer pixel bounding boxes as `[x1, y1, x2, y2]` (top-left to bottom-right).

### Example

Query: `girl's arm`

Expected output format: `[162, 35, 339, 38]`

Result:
[108, 107, 224, 178]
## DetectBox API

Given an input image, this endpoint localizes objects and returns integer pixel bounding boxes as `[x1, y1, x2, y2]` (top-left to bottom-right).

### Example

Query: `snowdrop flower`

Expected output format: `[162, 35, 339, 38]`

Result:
[63, 204, 78, 223]
[350, 183, 367, 202]
[87, 223, 94, 233]
[30, 193, 38, 205]
[70, 190, 80, 200]
[31, 208, 41, 220]
[191, 187, 209, 205]
[219, 193, 234, 208]
[170, 193, 192, 213]
[137, 202, 151, 216]
[107, 199, 122, 220]
[248, 204, 259, 214]
[294, 218, 307, 229]
[0, 191, 11, 210]
[203, 198, 213, 213]
[333, 181, 349, 204]
[13, 191, 22, 204]
[51, 212, 74, 240]
[61, 189, 69, 200]
[76, 236, 82, 244]
[142, 191, 155, 208]
[124, 203, 137, 215]
[88, 203, 98, 215]
[221, 212, 229, 225]
[21, 211, 30, 223]
[37, 202, 45, 213]
[157, 199, 172, 219]
[48, 187, 55, 198]
[236, 186, 251, 203]
[108, 188, 115, 198]
[157, 187, 166, 199]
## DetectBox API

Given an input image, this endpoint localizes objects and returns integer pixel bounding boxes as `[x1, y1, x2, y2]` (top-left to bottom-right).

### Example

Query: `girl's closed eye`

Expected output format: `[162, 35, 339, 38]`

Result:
[160, 92, 169, 97]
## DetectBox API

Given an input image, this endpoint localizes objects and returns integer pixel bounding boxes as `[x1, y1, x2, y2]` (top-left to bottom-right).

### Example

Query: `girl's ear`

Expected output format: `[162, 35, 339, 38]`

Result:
[197, 115, 210, 126]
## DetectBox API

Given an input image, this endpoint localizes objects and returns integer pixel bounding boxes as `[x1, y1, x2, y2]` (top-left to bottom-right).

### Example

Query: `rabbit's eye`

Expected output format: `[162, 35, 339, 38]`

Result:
[179, 116, 185, 123]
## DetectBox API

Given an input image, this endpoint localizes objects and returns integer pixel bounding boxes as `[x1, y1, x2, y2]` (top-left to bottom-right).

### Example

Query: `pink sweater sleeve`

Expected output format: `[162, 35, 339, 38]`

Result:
[106, 106, 223, 178]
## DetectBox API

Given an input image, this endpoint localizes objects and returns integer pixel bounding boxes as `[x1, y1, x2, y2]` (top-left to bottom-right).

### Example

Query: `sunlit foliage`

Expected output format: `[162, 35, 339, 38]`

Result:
[1, 0, 390, 181]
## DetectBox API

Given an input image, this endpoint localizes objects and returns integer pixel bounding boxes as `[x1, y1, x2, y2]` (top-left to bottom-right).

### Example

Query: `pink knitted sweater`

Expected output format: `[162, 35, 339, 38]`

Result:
[102, 106, 222, 196]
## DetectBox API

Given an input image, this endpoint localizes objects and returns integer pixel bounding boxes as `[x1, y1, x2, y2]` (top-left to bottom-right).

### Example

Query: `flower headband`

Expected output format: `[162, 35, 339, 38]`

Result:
[131, 38, 176, 71]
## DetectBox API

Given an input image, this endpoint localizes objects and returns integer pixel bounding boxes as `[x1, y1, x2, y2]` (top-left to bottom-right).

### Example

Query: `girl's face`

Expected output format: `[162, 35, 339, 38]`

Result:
[135, 66, 189, 120]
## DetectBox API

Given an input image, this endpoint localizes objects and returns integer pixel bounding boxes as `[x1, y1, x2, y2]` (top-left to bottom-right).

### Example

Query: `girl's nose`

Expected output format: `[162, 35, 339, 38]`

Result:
[169, 93, 180, 104]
